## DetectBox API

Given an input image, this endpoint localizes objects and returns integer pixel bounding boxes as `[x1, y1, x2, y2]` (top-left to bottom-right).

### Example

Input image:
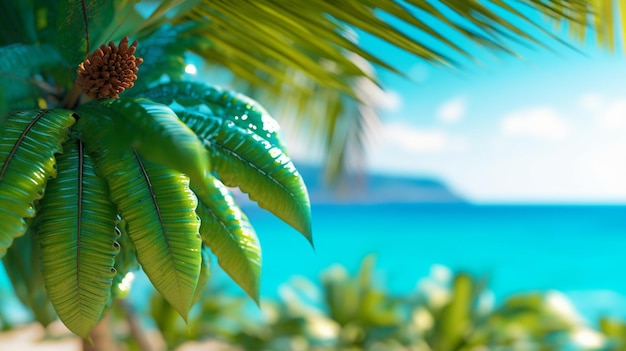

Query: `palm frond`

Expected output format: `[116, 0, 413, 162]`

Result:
[0, 109, 75, 256]
[539, 0, 625, 51]
[175, 0, 600, 89]
[36, 136, 119, 338]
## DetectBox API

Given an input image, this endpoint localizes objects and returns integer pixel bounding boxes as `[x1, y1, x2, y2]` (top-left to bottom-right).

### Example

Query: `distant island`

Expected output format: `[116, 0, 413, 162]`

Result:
[295, 165, 466, 204]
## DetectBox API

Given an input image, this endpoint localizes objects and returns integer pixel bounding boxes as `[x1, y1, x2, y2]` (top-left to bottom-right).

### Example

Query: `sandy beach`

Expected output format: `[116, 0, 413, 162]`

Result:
[0, 322, 80, 351]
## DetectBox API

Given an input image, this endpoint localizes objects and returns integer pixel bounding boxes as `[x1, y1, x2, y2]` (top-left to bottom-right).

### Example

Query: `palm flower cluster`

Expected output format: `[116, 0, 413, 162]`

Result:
[76, 36, 143, 99]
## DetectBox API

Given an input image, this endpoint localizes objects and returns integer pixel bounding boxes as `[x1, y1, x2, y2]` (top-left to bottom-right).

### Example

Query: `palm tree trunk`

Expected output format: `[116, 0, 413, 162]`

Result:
[83, 313, 117, 351]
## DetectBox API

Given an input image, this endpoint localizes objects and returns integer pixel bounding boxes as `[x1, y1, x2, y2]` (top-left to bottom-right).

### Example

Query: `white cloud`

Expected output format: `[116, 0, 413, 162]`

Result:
[383, 123, 450, 153]
[446, 135, 626, 203]
[367, 122, 469, 181]
[597, 98, 626, 128]
[579, 93, 604, 111]
[437, 97, 466, 123]
[501, 107, 570, 140]
[366, 113, 626, 203]
[578, 93, 626, 129]
[585, 140, 626, 189]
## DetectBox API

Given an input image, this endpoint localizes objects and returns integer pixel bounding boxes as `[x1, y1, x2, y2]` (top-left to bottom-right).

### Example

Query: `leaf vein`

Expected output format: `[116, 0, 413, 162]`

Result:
[81, 0, 90, 54]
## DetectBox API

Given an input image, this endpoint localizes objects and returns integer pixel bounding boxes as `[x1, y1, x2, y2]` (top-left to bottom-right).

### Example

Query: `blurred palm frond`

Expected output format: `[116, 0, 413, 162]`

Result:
[144, 0, 624, 182]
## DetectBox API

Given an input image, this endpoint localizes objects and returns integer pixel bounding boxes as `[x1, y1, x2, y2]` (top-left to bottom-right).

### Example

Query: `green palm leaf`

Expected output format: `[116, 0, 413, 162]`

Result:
[134, 82, 288, 153]
[0, 43, 64, 77]
[540, 0, 626, 52]
[76, 98, 211, 192]
[191, 247, 211, 306]
[133, 25, 190, 92]
[56, 0, 116, 71]
[36, 136, 119, 337]
[0, 109, 75, 257]
[0, 44, 65, 116]
[180, 110, 312, 243]
[90, 145, 202, 319]
[2, 227, 57, 327]
[194, 175, 261, 302]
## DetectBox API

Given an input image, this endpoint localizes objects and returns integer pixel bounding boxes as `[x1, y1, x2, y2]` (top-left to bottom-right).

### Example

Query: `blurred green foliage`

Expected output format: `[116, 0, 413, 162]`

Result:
[137, 255, 620, 351]
[3, 254, 626, 350]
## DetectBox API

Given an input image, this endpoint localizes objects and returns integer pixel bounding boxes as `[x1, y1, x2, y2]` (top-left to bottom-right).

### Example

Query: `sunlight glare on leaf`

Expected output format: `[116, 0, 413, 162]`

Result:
[185, 64, 197, 75]
[118, 272, 135, 293]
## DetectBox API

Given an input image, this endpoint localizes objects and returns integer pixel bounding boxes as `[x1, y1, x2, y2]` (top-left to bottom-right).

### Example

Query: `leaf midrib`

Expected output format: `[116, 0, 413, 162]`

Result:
[132, 152, 182, 289]
[80, 0, 90, 54]
[199, 191, 250, 259]
[198, 196, 258, 300]
[0, 109, 47, 182]
[76, 139, 84, 299]
[213, 140, 298, 201]
[133, 151, 168, 239]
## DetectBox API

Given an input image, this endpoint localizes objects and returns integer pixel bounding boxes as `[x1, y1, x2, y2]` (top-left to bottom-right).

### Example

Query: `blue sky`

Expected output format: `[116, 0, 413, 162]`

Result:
[337, 9, 626, 203]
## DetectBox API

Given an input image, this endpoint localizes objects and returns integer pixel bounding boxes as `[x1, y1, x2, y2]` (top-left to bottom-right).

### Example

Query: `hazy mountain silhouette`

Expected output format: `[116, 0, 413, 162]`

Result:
[296, 165, 465, 204]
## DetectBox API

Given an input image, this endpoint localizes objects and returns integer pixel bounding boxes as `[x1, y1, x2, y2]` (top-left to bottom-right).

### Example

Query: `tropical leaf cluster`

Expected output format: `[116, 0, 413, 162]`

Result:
[0, 81, 313, 336]
[0, 0, 312, 338]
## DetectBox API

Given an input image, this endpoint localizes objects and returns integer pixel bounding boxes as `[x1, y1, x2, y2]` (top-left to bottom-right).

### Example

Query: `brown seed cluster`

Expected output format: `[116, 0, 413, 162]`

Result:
[76, 37, 144, 99]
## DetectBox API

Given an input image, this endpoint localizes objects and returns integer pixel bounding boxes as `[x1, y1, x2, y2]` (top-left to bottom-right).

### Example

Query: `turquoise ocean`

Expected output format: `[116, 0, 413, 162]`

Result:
[2, 203, 626, 324]
[232, 203, 626, 323]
